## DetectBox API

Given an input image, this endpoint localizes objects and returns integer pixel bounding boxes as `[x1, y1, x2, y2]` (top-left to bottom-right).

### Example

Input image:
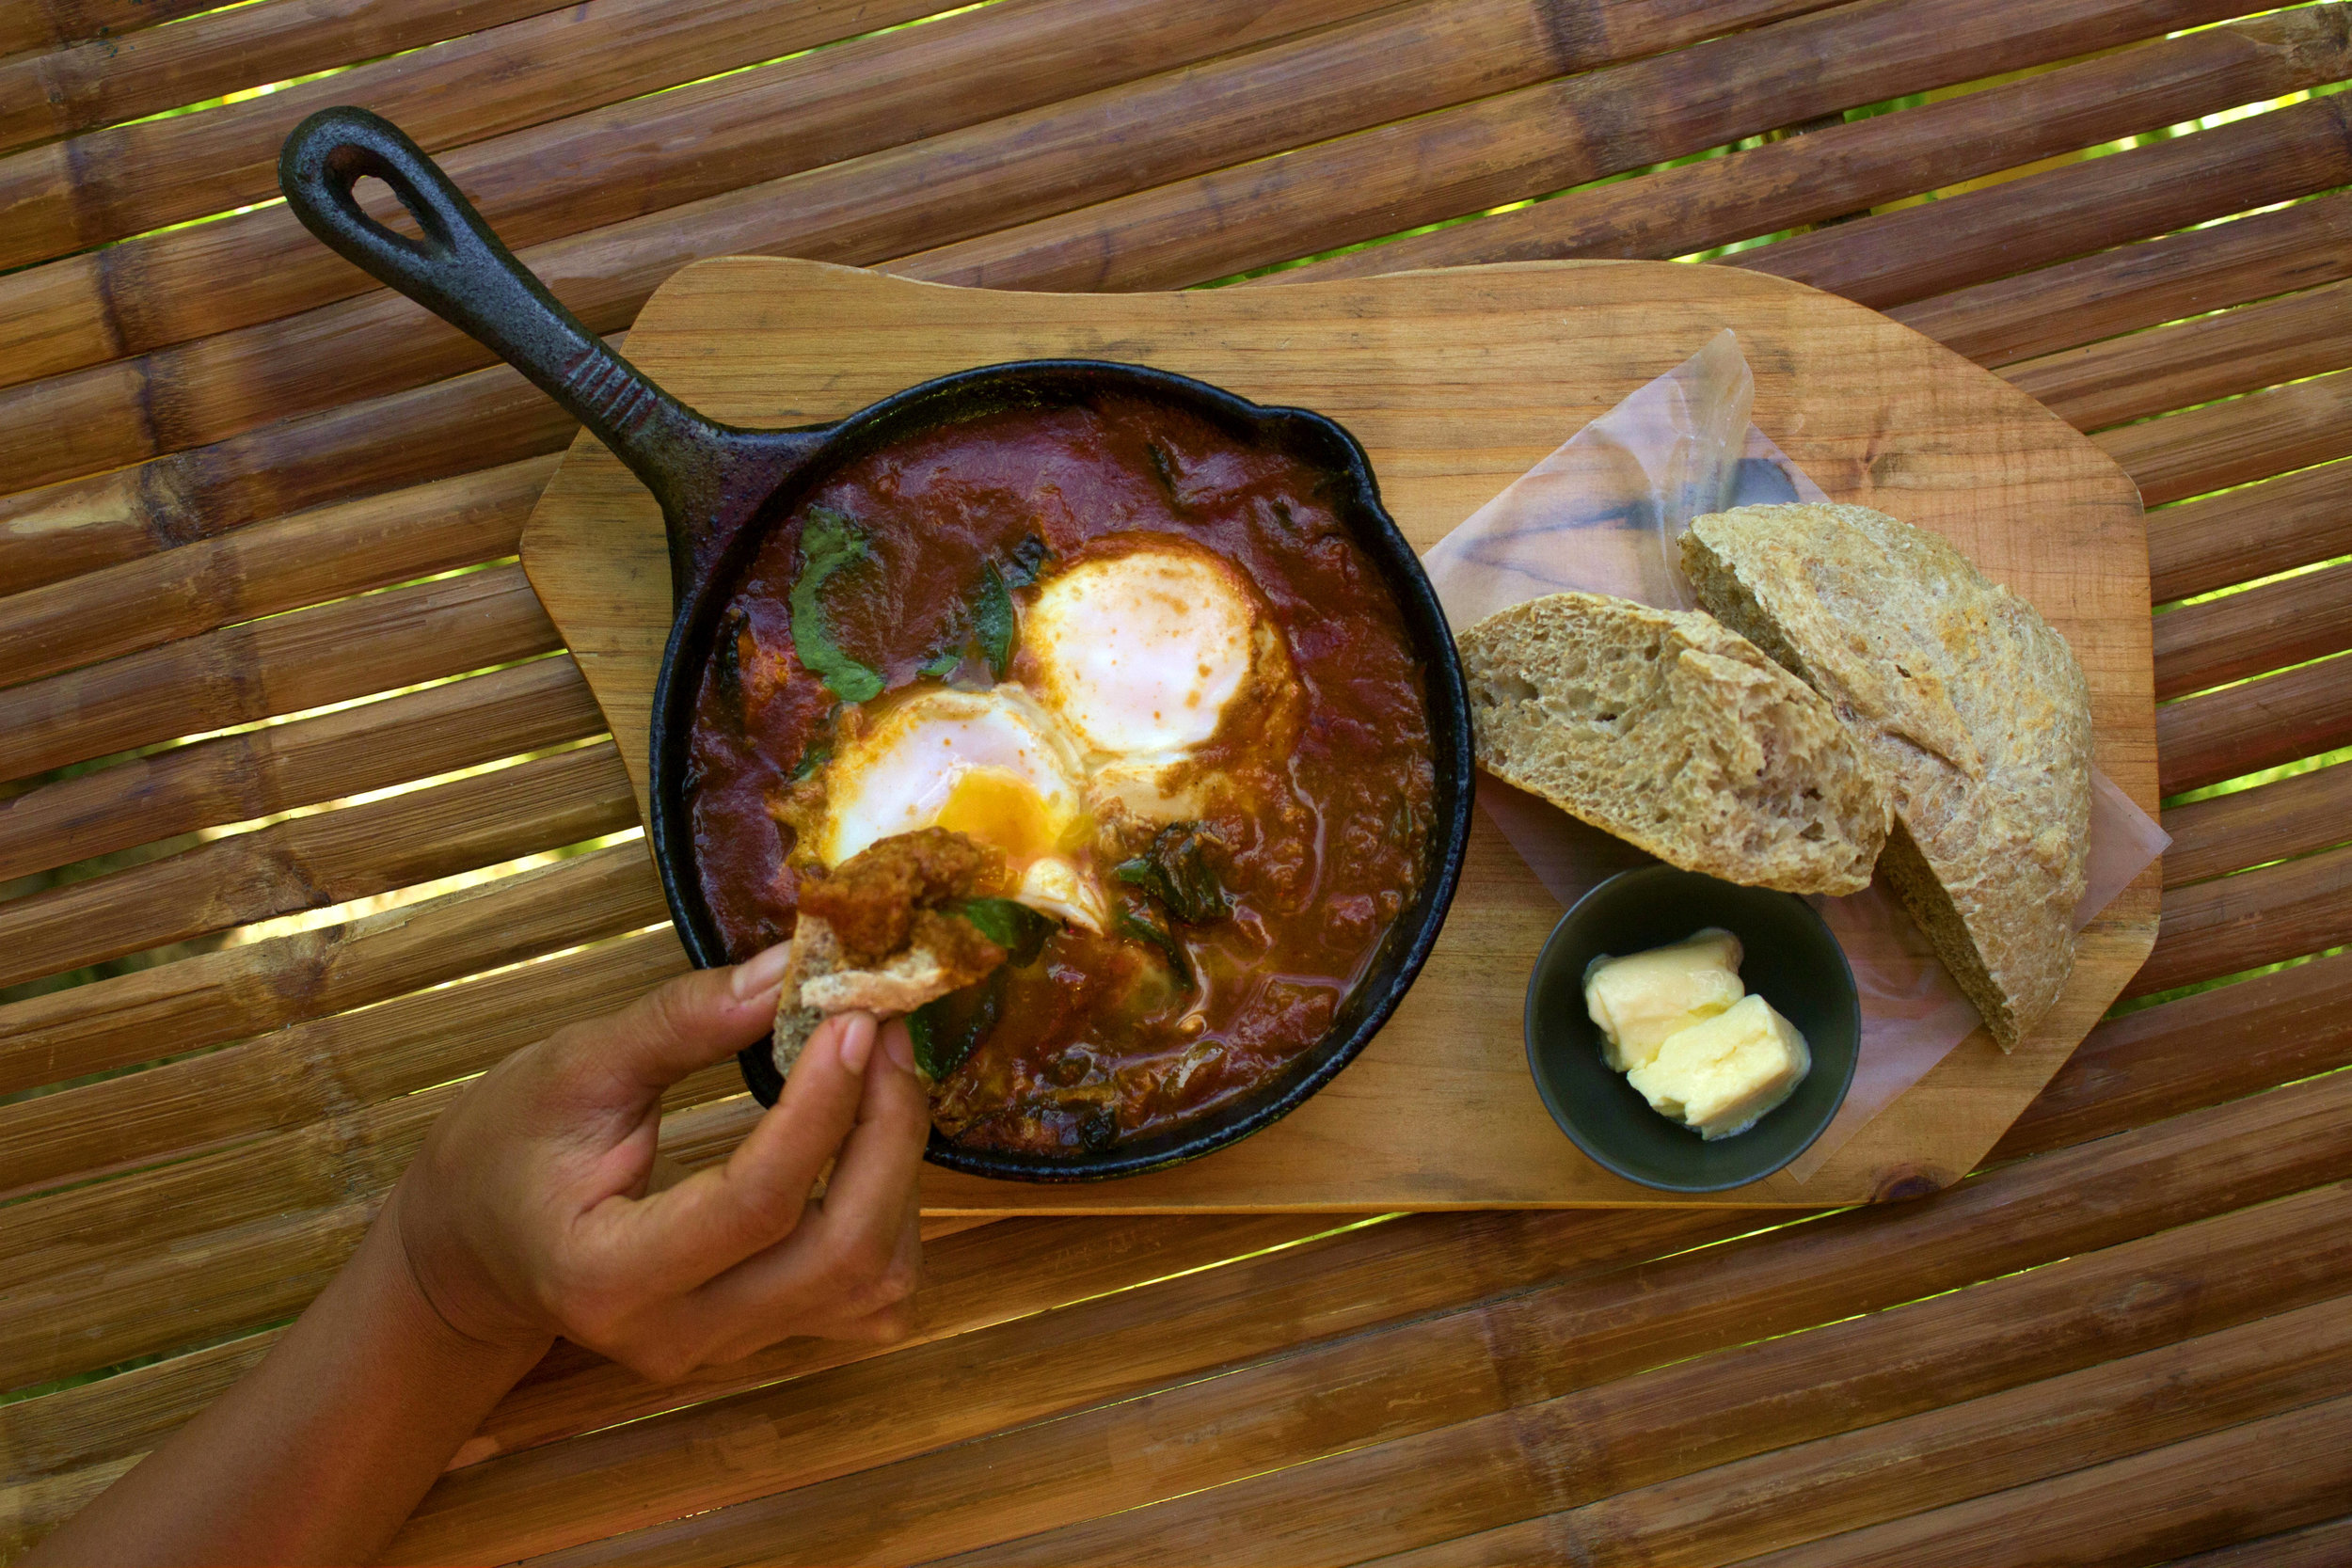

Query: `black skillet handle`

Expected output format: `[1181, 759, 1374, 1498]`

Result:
[277, 105, 816, 599]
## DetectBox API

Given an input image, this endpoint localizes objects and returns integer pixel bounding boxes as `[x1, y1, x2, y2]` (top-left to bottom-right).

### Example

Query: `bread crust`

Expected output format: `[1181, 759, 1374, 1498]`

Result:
[1681, 502, 2092, 1048]
[1457, 591, 1891, 895]
[771, 914, 1005, 1082]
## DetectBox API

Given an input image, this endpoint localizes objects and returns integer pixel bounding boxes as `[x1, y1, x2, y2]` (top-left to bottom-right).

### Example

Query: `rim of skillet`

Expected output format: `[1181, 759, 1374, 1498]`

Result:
[644, 358, 1476, 1183]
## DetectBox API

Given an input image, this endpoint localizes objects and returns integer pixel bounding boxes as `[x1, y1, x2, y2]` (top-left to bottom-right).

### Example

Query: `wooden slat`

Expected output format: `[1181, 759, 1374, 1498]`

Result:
[0, 1225, 1010, 1555]
[0, 933, 680, 1272]
[2162, 759, 2352, 889]
[0, 0, 956, 272]
[388, 1066, 2352, 1561]
[0, 0, 1842, 494]
[468, 1212, 1343, 1469]
[0, 1332, 274, 1488]
[0, 1057, 748, 1392]
[0, 0, 241, 59]
[1728, 1391, 2352, 1567]
[893, 0, 2259, 293]
[0, 655, 605, 886]
[0, 0, 570, 155]
[2153, 561, 2352, 702]
[391, 1210, 1756, 1562]
[0, 562, 556, 784]
[0, 454, 553, 690]
[0, 838, 662, 1100]
[0, 1456, 135, 1562]
[1890, 193, 2352, 369]
[0, 0, 1420, 386]
[0, 741, 635, 993]
[2149, 457, 2352, 607]
[2156, 650, 2352, 797]
[2003, 277, 2352, 436]
[1738, 90, 2352, 310]
[1992, 949, 2352, 1164]
[0, 1211, 1316, 1548]
[2105, 368, 2352, 509]
[1354, 1307, 2352, 1568]
[530, 1182, 2352, 1567]
[8, 1193, 380, 1392]
[0, 357, 583, 596]
[2158, 1514, 2352, 1568]
[2129, 837, 2352, 1000]
[1270, 6, 2346, 288]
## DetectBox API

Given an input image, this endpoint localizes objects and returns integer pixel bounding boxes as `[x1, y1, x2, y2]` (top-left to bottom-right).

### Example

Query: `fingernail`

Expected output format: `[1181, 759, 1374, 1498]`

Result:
[883, 1021, 916, 1075]
[731, 941, 794, 1002]
[837, 1012, 877, 1074]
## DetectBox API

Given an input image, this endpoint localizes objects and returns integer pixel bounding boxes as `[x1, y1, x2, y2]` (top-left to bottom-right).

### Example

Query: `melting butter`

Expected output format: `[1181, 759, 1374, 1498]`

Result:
[1581, 927, 1745, 1072]
[1627, 993, 1811, 1141]
[1583, 928, 1812, 1140]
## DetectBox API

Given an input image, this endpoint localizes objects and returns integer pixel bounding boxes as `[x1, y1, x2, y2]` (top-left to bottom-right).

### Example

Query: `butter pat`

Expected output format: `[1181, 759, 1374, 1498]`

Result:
[1582, 927, 1745, 1072]
[1627, 993, 1812, 1141]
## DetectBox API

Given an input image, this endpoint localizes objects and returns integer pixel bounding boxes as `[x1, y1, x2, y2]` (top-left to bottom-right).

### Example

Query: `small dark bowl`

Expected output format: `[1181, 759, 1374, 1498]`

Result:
[1523, 864, 1859, 1193]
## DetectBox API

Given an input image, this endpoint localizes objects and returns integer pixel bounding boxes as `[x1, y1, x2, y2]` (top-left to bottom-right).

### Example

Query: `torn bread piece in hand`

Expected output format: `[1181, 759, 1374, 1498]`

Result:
[771, 828, 1017, 1082]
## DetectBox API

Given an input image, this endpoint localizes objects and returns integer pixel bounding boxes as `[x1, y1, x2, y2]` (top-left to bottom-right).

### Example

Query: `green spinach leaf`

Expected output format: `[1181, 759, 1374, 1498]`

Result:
[953, 896, 1053, 966]
[974, 563, 1016, 681]
[1116, 907, 1192, 986]
[908, 970, 1005, 1081]
[788, 703, 841, 782]
[1113, 823, 1232, 926]
[907, 897, 1057, 1079]
[788, 506, 884, 703]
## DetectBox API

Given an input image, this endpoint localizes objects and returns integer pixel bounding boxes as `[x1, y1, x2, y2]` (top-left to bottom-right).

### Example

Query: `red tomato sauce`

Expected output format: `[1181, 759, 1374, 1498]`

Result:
[687, 393, 1436, 1154]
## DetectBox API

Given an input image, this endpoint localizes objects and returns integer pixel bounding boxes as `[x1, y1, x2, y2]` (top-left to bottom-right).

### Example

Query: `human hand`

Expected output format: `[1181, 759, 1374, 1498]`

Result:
[389, 951, 930, 1381]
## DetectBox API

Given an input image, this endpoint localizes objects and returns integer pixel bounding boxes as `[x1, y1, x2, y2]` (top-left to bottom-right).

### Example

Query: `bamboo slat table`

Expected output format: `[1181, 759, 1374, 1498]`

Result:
[4, 0, 2351, 1561]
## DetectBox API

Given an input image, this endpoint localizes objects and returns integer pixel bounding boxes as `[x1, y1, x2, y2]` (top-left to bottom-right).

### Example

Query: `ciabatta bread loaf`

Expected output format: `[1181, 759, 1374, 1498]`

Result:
[1681, 502, 2092, 1049]
[1457, 591, 1891, 895]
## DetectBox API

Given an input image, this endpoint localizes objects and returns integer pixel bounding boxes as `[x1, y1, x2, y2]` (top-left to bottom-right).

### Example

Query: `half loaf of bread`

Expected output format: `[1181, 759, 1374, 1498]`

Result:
[1457, 591, 1891, 895]
[1681, 502, 2092, 1049]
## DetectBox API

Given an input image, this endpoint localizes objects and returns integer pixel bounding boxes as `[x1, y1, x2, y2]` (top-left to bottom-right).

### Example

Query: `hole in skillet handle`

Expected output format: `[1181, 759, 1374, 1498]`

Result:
[643, 360, 1475, 1182]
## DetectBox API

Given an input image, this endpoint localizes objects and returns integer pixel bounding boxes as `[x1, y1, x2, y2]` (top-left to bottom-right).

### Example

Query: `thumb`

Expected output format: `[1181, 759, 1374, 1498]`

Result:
[546, 945, 791, 1102]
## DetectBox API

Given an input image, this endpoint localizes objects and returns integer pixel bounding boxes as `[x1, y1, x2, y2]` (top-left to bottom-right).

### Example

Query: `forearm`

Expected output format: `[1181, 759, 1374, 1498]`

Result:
[27, 1192, 550, 1566]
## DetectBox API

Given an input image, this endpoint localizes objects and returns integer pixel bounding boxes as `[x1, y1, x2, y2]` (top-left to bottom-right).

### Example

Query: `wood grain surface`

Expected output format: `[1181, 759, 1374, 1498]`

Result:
[7, 0, 2347, 1558]
[519, 255, 2159, 1212]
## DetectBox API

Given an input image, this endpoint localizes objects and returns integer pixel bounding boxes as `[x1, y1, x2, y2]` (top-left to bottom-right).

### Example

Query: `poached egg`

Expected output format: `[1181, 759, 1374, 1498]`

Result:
[807, 539, 1289, 935]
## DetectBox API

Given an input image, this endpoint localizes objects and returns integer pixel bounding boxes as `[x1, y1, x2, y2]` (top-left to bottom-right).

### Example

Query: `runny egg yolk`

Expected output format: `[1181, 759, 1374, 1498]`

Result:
[1025, 547, 1257, 757]
[931, 768, 1078, 865]
[815, 687, 1107, 930]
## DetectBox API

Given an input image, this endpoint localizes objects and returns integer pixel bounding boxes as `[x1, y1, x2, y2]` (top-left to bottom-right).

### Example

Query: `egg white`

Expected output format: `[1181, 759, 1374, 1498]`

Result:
[1024, 544, 1293, 828]
[1025, 547, 1256, 755]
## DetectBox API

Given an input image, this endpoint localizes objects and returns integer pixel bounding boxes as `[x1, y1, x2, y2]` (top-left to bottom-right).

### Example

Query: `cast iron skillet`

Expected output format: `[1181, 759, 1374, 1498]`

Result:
[278, 105, 1474, 1182]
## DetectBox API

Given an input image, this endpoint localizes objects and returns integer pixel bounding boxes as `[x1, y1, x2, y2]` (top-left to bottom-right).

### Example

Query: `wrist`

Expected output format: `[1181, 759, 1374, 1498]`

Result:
[372, 1184, 555, 1374]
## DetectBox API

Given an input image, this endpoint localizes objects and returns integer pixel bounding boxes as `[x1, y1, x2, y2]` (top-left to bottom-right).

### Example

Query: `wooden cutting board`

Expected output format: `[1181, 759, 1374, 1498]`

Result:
[518, 257, 2158, 1212]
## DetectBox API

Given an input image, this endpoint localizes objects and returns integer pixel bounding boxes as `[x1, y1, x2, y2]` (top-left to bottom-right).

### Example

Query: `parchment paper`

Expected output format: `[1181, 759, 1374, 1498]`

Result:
[1422, 331, 2170, 1180]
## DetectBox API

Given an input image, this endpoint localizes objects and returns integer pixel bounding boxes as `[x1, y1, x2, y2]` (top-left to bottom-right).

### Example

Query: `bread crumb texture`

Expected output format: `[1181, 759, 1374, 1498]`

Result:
[1457, 591, 1891, 896]
[1682, 503, 2092, 1049]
